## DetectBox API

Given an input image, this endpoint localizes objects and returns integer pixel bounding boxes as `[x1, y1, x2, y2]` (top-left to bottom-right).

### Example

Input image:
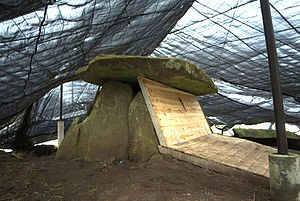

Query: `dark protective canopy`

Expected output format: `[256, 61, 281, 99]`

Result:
[0, 0, 299, 148]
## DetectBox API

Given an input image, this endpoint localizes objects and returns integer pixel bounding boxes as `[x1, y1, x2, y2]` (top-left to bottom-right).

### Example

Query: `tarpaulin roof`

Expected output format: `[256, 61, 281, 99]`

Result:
[0, 0, 299, 147]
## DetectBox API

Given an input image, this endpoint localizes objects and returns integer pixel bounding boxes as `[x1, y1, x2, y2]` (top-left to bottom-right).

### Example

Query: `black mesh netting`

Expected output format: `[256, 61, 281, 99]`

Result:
[153, 0, 300, 125]
[0, 0, 299, 148]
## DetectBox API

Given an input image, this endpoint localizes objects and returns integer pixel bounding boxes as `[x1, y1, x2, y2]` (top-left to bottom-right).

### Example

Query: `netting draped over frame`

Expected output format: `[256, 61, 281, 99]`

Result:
[0, 0, 194, 147]
[153, 0, 300, 127]
[0, 0, 299, 148]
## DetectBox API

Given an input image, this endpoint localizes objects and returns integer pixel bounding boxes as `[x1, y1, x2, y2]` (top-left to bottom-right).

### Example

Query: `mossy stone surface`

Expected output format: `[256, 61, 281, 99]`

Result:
[76, 54, 217, 96]
[233, 129, 300, 140]
[269, 154, 300, 201]
[84, 81, 133, 161]
[56, 81, 133, 161]
[128, 91, 159, 162]
[55, 117, 82, 160]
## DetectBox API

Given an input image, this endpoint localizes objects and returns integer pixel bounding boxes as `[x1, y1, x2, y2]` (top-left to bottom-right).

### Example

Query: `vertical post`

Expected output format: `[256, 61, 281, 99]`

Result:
[60, 84, 63, 121]
[260, 0, 288, 155]
[269, 154, 300, 201]
[58, 84, 64, 147]
[71, 81, 74, 106]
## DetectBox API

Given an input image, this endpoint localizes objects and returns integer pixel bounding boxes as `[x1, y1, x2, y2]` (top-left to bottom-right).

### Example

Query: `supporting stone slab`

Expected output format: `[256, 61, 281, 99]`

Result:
[56, 81, 133, 161]
[57, 121, 64, 147]
[269, 154, 300, 201]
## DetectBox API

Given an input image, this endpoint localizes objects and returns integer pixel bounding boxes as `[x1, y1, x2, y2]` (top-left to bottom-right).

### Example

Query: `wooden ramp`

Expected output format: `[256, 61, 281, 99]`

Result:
[138, 77, 277, 178]
[159, 135, 276, 178]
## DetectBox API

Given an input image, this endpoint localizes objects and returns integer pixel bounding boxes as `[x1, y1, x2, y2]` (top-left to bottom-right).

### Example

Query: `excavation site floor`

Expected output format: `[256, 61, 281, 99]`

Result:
[0, 151, 271, 201]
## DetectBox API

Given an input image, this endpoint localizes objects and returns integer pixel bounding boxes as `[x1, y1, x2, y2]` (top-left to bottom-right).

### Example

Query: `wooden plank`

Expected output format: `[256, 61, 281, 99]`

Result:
[142, 78, 194, 97]
[160, 124, 209, 139]
[154, 107, 203, 115]
[160, 129, 208, 146]
[167, 135, 281, 177]
[158, 145, 269, 182]
[147, 89, 200, 108]
[138, 77, 298, 178]
[157, 116, 208, 128]
[138, 77, 211, 146]
[138, 77, 166, 145]
[153, 108, 210, 133]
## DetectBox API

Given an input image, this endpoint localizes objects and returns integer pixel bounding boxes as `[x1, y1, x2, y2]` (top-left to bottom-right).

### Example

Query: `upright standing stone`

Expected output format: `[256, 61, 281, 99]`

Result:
[84, 81, 133, 161]
[56, 81, 133, 161]
[55, 117, 81, 160]
[128, 91, 159, 162]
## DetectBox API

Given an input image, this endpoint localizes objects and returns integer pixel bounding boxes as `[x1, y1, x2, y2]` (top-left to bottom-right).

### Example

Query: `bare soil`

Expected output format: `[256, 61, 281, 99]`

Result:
[0, 151, 271, 201]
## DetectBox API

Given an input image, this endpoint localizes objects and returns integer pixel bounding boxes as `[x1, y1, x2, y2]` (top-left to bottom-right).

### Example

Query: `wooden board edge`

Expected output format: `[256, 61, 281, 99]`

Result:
[196, 99, 212, 135]
[138, 76, 166, 146]
[141, 77, 195, 97]
[158, 145, 269, 180]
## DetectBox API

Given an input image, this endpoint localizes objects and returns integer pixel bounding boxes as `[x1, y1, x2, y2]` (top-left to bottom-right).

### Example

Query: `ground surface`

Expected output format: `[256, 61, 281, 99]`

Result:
[0, 151, 271, 201]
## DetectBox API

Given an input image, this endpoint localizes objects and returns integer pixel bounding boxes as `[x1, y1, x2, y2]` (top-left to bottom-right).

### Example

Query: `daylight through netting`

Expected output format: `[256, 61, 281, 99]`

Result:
[0, 0, 299, 148]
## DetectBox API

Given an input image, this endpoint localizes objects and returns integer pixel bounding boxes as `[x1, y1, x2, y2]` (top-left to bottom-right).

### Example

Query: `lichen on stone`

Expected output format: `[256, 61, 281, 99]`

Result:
[128, 91, 159, 162]
[76, 54, 217, 96]
[56, 81, 133, 162]
[233, 128, 300, 140]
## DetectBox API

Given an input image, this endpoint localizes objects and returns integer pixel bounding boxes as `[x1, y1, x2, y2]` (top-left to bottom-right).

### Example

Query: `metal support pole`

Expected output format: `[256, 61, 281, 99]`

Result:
[260, 0, 288, 155]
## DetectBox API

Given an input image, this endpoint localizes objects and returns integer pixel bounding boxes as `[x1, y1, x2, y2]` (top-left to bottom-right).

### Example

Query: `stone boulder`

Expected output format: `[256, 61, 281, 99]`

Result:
[233, 128, 300, 151]
[76, 54, 217, 96]
[128, 91, 159, 162]
[56, 81, 133, 161]
[55, 117, 81, 160]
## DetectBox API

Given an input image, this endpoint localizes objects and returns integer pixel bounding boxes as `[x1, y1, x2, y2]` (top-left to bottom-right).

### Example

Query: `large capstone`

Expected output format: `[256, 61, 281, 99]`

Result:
[128, 91, 159, 162]
[76, 54, 217, 96]
[56, 81, 133, 161]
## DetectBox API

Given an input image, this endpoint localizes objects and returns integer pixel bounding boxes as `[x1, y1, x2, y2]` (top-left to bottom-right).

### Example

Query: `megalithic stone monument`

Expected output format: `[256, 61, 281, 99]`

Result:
[55, 54, 217, 162]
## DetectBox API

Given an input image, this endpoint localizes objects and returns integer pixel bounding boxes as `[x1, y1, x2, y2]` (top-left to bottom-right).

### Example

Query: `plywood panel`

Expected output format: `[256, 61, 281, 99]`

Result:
[137, 77, 293, 178]
[162, 134, 281, 178]
[138, 77, 211, 146]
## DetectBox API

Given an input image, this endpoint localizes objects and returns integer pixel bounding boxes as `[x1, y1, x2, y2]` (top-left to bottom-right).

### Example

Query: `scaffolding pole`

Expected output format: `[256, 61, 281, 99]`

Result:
[260, 0, 288, 155]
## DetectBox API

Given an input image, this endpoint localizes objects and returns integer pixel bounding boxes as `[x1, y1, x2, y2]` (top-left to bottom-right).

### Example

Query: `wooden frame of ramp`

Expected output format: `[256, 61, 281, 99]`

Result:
[138, 77, 277, 178]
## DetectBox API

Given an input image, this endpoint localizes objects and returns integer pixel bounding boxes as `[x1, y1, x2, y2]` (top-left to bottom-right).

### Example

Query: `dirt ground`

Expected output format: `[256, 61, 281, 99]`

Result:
[0, 151, 271, 201]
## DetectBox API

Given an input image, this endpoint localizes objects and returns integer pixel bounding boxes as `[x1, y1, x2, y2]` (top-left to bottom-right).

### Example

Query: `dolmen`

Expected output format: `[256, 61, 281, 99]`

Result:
[56, 54, 217, 162]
